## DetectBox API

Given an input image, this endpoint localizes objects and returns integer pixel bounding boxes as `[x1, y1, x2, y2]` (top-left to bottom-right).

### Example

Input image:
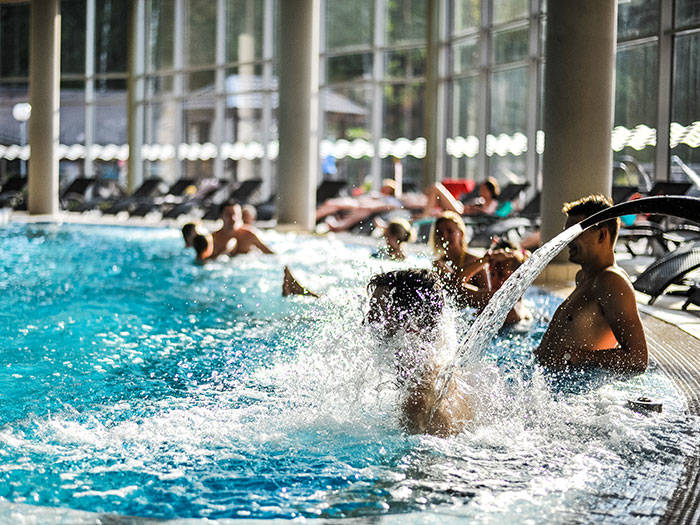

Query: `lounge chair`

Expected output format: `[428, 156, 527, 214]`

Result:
[129, 177, 197, 217]
[0, 176, 28, 209]
[633, 240, 700, 304]
[161, 178, 224, 219]
[256, 179, 348, 222]
[60, 177, 97, 211]
[100, 177, 168, 215]
[683, 285, 700, 311]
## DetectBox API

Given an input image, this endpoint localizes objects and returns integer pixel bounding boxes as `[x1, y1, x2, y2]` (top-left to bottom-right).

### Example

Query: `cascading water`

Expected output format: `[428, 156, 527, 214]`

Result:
[435, 195, 700, 398]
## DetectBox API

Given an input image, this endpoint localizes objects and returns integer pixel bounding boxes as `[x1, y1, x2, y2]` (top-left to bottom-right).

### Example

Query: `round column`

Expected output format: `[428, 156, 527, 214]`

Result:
[277, 0, 320, 230]
[28, 0, 61, 215]
[540, 1, 617, 248]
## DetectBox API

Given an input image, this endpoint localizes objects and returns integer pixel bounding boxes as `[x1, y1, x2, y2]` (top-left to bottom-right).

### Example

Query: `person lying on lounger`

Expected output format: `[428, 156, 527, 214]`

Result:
[535, 194, 648, 372]
[365, 269, 474, 437]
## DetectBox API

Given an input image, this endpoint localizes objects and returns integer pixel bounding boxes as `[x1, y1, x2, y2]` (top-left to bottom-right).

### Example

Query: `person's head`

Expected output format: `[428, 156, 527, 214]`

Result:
[241, 204, 257, 225]
[221, 202, 242, 227]
[480, 177, 500, 201]
[192, 233, 213, 261]
[365, 269, 444, 337]
[384, 218, 415, 246]
[562, 194, 619, 265]
[381, 179, 397, 196]
[430, 211, 468, 255]
[182, 222, 197, 247]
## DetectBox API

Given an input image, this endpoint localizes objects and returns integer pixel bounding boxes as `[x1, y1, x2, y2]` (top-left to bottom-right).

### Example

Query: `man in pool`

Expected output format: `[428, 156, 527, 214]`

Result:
[365, 269, 474, 437]
[211, 203, 275, 257]
[535, 194, 648, 372]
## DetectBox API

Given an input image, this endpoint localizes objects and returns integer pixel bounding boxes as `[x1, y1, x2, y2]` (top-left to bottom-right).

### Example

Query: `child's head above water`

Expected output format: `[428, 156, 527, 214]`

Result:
[366, 269, 444, 336]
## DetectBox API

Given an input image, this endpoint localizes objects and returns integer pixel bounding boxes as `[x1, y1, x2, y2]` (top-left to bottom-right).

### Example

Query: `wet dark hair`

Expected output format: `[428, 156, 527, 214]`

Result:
[367, 269, 444, 330]
[563, 194, 619, 241]
[386, 220, 412, 244]
[182, 222, 196, 241]
[192, 234, 211, 256]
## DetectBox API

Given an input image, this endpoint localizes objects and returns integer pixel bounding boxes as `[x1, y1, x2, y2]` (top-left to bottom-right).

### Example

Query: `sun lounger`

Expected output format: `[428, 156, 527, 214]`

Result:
[129, 178, 197, 217]
[101, 177, 167, 215]
[60, 177, 97, 211]
[633, 240, 700, 304]
[0, 176, 27, 209]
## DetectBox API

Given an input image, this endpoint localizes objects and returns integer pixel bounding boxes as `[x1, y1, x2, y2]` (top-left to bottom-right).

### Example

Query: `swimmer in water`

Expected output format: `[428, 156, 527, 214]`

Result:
[535, 194, 648, 372]
[373, 217, 415, 261]
[365, 269, 474, 437]
[192, 233, 216, 263]
[181, 222, 198, 248]
[211, 203, 275, 257]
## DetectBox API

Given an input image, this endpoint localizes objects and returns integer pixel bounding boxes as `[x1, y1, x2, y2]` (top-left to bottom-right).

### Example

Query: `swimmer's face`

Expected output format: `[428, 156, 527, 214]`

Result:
[565, 214, 598, 264]
[436, 220, 463, 251]
[222, 204, 242, 224]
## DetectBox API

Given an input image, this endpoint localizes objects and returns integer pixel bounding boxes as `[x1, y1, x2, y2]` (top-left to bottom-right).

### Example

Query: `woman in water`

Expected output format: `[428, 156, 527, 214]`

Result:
[430, 211, 529, 323]
[373, 217, 416, 261]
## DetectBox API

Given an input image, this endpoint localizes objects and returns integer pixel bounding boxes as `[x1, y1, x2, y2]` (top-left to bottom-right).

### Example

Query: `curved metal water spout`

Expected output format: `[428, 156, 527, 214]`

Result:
[579, 195, 699, 229]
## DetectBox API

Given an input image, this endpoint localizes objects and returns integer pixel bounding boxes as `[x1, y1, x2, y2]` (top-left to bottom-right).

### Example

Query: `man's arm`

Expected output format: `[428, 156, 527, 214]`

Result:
[592, 271, 648, 372]
[249, 231, 275, 254]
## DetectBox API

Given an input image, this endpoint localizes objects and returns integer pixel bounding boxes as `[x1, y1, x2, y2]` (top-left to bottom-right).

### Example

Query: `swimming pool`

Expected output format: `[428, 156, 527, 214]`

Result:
[0, 223, 695, 522]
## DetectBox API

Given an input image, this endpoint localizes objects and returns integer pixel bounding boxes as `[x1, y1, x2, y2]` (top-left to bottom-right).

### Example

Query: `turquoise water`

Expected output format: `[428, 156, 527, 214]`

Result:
[0, 223, 696, 523]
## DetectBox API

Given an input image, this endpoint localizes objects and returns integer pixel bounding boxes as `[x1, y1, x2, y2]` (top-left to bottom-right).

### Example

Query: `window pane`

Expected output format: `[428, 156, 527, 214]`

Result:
[95, 0, 129, 73]
[386, 0, 426, 45]
[493, 0, 527, 25]
[147, 75, 174, 97]
[453, 0, 480, 33]
[385, 48, 426, 79]
[60, 82, 85, 145]
[614, 42, 657, 174]
[226, 0, 264, 63]
[0, 5, 30, 78]
[382, 83, 425, 139]
[453, 37, 479, 73]
[323, 85, 372, 141]
[61, 0, 86, 75]
[0, 85, 29, 149]
[325, 0, 373, 50]
[187, 0, 217, 66]
[490, 67, 528, 180]
[148, 0, 174, 72]
[187, 70, 216, 92]
[94, 90, 127, 145]
[617, 0, 659, 41]
[676, 0, 700, 28]
[672, 33, 700, 177]
[450, 77, 479, 180]
[326, 53, 373, 84]
[492, 26, 528, 64]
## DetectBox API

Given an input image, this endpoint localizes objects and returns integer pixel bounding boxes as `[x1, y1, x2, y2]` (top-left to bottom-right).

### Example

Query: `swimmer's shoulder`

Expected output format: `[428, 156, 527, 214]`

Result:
[594, 265, 634, 292]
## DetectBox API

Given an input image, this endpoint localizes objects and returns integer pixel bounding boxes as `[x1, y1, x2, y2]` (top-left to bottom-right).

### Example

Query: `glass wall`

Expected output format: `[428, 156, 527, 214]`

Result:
[1, 0, 698, 201]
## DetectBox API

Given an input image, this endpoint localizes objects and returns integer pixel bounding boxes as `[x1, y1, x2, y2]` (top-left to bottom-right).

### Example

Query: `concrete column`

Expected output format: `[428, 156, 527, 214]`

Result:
[422, 0, 440, 188]
[127, 0, 145, 192]
[277, 0, 320, 229]
[28, 0, 61, 215]
[541, 1, 617, 248]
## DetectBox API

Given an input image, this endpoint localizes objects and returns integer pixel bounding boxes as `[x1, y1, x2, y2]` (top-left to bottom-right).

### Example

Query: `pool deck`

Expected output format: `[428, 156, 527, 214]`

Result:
[4, 209, 700, 523]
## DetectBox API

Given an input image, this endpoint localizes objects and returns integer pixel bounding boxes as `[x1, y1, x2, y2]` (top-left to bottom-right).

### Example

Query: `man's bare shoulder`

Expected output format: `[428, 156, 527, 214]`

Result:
[594, 265, 634, 291]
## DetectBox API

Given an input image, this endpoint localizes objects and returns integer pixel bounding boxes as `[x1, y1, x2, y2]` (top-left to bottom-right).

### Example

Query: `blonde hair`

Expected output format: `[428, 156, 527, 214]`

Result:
[386, 218, 416, 244]
[429, 211, 468, 255]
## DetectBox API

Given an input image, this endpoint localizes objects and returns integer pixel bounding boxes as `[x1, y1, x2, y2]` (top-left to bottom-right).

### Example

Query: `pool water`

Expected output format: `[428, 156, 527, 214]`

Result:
[0, 223, 696, 522]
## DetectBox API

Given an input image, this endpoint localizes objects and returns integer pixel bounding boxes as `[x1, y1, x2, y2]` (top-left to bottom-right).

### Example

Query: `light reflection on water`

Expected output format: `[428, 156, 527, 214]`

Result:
[0, 223, 696, 522]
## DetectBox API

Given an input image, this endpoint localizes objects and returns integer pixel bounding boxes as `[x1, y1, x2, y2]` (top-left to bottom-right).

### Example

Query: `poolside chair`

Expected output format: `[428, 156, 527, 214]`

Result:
[633, 240, 700, 304]
[129, 177, 197, 217]
[682, 285, 700, 311]
[161, 178, 224, 219]
[100, 177, 168, 215]
[316, 179, 347, 203]
[60, 177, 97, 211]
[0, 176, 28, 209]
[229, 178, 263, 204]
